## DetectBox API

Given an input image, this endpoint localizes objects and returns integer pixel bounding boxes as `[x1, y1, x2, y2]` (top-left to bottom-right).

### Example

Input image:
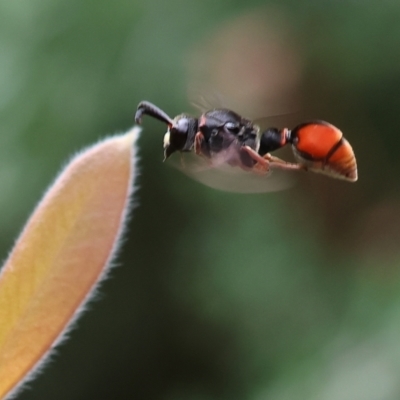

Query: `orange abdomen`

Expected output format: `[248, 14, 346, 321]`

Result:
[291, 121, 358, 182]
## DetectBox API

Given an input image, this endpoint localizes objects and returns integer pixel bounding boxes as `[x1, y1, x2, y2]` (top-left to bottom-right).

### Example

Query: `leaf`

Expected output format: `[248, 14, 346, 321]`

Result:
[0, 126, 140, 399]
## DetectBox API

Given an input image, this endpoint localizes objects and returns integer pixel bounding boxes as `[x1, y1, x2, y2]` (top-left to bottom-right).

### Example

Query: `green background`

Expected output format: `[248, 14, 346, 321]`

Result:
[1, 0, 400, 399]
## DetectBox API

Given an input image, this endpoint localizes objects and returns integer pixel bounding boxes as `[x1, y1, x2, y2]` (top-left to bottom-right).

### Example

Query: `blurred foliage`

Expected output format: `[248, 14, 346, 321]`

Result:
[1, 0, 400, 399]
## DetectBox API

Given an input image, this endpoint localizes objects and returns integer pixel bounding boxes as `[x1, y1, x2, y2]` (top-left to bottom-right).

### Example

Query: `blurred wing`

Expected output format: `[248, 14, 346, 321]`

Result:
[166, 152, 294, 193]
[188, 89, 231, 114]
[253, 112, 300, 133]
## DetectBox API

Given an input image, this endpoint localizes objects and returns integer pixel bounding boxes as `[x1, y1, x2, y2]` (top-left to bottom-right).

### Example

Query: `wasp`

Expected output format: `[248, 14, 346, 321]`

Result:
[135, 101, 358, 186]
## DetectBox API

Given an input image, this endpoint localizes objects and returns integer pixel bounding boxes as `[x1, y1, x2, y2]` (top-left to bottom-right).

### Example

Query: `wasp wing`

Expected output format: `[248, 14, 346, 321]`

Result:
[166, 150, 294, 193]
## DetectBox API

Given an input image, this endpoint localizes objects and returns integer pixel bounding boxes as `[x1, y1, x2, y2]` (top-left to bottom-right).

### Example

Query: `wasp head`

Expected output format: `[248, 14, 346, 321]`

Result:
[135, 101, 198, 160]
[163, 114, 198, 160]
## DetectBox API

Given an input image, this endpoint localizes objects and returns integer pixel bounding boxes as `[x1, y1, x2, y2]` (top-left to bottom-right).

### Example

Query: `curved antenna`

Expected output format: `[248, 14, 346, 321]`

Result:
[135, 101, 174, 126]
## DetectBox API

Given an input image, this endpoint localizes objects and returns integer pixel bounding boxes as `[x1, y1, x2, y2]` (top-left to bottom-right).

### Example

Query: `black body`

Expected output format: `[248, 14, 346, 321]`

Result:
[134, 101, 290, 165]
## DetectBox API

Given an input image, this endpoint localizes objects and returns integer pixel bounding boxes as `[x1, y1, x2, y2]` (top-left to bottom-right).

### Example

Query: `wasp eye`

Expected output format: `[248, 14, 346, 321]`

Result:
[174, 118, 189, 135]
[224, 121, 240, 134]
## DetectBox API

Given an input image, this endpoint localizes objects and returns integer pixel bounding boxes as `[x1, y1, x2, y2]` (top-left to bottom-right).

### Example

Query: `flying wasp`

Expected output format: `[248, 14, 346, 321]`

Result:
[135, 101, 357, 191]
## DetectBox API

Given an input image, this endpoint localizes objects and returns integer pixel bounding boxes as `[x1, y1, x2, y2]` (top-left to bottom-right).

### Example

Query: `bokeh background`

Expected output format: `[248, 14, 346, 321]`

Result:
[1, 0, 400, 399]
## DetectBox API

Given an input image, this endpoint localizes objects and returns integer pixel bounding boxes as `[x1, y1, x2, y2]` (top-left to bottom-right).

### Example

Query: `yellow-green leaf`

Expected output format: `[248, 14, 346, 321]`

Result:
[0, 127, 140, 399]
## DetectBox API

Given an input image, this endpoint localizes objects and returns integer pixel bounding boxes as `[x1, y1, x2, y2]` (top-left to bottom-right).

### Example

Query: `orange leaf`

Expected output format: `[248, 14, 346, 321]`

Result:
[0, 127, 140, 399]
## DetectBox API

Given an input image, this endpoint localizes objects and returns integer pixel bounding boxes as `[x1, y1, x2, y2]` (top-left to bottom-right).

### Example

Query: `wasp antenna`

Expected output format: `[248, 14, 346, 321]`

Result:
[135, 101, 174, 126]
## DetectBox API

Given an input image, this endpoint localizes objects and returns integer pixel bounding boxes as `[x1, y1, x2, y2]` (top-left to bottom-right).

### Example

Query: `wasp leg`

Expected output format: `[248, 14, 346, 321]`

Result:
[264, 153, 307, 171]
[194, 132, 205, 155]
[193, 131, 214, 169]
[242, 146, 307, 174]
[241, 146, 270, 174]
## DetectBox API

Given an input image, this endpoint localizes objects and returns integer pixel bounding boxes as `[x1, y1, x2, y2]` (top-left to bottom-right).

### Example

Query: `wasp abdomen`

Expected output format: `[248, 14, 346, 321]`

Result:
[290, 121, 358, 182]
